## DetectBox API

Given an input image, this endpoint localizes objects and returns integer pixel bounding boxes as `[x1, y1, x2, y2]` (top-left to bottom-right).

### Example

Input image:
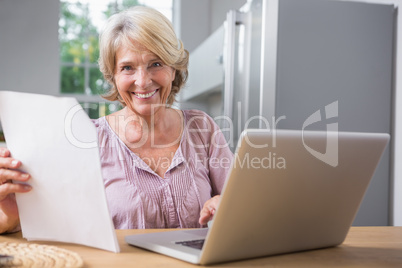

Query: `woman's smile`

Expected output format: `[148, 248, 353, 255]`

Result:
[132, 89, 159, 99]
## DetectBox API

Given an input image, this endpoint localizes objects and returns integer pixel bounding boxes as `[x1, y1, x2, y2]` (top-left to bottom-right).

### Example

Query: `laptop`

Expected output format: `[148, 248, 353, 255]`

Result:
[125, 129, 389, 265]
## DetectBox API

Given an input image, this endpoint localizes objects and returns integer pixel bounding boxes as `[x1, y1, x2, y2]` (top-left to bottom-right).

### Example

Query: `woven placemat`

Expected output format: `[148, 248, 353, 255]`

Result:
[0, 242, 84, 267]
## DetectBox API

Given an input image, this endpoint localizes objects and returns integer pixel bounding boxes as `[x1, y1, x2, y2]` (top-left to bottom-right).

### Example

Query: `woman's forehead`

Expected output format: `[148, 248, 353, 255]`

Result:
[115, 46, 159, 63]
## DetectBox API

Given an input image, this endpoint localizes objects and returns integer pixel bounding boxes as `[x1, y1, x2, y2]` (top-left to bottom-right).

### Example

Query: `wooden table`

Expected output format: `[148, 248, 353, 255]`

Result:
[1, 227, 402, 267]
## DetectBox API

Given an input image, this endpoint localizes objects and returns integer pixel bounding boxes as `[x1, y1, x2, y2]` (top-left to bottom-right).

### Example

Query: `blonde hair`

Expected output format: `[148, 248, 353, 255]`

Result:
[98, 6, 189, 106]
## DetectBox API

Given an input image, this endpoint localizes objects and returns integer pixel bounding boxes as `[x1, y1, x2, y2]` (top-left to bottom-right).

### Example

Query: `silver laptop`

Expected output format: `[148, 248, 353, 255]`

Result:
[125, 129, 389, 265]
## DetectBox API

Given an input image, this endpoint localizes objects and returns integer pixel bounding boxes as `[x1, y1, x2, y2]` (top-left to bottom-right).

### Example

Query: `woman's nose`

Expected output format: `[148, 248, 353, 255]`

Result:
[134, 69, 152, 89]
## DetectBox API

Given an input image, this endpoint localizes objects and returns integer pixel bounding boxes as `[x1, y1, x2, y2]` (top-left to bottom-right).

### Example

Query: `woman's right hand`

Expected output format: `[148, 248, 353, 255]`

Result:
[0, 147, 32, 233]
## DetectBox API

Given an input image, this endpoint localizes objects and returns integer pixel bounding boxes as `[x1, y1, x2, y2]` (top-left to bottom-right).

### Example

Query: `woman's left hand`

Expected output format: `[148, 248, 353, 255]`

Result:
[199, 195, 220, 226]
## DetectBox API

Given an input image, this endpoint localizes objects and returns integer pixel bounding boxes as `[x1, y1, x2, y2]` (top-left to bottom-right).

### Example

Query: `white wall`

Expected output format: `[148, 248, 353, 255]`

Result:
[0, 0, 59, 135]
[370, 0, 402, 226]
[210, 0, 247, 32]
[177, 0, 246, 52]
[393, 0, 402, 225]
[175, 0, 211, 53]
[346, 0, 401, 226]
[0, 0, 59, 95]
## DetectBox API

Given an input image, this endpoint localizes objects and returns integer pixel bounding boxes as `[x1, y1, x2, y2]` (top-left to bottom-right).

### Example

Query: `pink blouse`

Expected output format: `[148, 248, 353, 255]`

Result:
[92, 110, 233, 229]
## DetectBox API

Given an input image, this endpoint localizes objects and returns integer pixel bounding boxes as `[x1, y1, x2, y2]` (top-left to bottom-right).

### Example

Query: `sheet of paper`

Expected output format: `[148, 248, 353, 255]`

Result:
[0, 91, 120, 253]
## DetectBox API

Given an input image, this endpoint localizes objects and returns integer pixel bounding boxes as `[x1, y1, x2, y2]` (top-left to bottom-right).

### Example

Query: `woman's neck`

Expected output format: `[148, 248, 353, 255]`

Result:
[108, 106, 183, 150]
[123, 106, 170, 132]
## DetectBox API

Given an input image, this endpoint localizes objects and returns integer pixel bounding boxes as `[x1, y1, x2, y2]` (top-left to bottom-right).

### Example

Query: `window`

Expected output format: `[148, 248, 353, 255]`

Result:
[59, 0, 173, 118]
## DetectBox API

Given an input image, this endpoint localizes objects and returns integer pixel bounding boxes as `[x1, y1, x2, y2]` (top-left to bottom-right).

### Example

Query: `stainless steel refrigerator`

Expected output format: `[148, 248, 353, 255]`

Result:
[181, 0, 395, 226]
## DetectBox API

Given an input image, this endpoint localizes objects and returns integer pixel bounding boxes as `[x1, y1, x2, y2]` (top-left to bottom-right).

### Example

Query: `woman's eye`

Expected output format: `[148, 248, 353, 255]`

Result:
[122, 66, 132, 71]
[151, 62, 162, 68]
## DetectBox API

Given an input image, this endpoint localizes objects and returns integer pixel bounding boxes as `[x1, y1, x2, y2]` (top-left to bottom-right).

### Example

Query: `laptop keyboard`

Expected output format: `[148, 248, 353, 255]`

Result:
[175, 239, 205, 250]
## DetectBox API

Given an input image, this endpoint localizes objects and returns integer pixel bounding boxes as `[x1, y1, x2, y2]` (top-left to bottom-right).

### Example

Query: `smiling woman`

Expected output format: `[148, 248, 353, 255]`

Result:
[0, 5, 233, 233]
[92, 6, 233, 229]
[98, 5, 186, 107]
[59, 0, 172, 118]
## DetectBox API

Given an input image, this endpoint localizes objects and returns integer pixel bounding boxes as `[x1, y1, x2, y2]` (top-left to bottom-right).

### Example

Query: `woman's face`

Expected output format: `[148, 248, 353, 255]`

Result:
[113, 45, 176, 117]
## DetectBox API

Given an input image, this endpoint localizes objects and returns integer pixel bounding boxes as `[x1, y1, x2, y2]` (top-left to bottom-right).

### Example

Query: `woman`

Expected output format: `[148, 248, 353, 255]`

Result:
[0, 6, 233, 233]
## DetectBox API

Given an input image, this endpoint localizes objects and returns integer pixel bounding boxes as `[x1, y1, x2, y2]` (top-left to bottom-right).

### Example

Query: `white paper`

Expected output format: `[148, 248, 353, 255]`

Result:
[0, 91, 120, 253]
